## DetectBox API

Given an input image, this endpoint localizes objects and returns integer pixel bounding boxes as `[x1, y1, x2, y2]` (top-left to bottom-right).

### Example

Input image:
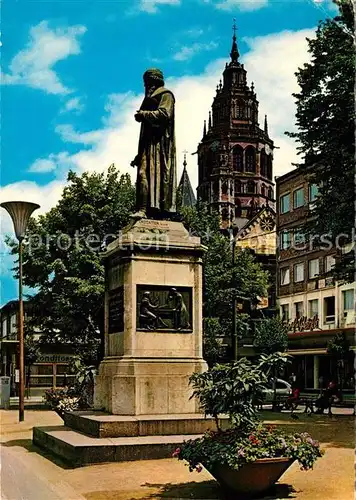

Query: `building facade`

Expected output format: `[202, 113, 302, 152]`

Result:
[276, 168, 355, 391]
[0, 300, 75, 396]
[197, 26, 275, 232]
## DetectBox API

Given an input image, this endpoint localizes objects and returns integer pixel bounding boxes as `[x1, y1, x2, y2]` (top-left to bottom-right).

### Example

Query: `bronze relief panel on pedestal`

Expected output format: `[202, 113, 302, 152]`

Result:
[137, 285, 193, 332]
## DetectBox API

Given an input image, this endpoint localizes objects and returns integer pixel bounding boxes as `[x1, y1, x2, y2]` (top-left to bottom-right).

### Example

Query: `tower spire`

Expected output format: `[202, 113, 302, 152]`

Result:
[264, 114, 268, 135]
[208, 110, 212, 130]
[203, 120, 207, 137]
[183, 149, 188, 169]
[230, 18, 239, 63]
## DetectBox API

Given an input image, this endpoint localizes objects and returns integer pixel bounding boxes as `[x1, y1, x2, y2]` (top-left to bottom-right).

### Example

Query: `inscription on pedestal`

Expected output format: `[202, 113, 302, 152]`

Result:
[108, 286, 124, 333]
[137, 285, 192, 332]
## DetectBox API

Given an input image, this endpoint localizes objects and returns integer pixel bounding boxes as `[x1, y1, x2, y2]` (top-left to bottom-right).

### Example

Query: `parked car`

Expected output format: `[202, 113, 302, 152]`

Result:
[262, 379, 292, 401]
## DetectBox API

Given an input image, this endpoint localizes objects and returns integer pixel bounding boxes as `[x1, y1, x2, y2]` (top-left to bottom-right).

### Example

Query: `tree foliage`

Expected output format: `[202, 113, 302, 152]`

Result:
[180, 205, 269, 341]
[7, 166, 135, 362]
[286, 0, 355, 281]
[253, 317, 289, 355]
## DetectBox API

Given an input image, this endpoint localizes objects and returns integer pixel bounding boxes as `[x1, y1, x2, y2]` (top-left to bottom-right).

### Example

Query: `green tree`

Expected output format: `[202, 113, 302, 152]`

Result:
[24, 331, 41, 397]
[180, 205, 269, 357]
[254, 318, 289, 410]
[327, 331, 350, 392]
[253, 317, 288, 355]
[286, 0, 355, 281]
[7, 166, 135, 363]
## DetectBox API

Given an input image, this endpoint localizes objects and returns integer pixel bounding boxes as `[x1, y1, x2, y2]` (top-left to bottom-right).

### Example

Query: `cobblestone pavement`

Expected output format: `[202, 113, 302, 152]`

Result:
[0, 410, 354, 500]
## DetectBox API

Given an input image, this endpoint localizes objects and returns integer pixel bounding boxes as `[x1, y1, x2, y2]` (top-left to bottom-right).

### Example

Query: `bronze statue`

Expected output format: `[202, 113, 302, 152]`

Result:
[131, 68, 177, 219]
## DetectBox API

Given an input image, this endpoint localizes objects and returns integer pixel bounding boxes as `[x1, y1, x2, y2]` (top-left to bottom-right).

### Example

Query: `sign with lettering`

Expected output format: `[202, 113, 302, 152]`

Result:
[37, 354, 74, 363]
[107, 265, 124, 291]
[288, 315, 320, 333]
[108, 286, 124, 333]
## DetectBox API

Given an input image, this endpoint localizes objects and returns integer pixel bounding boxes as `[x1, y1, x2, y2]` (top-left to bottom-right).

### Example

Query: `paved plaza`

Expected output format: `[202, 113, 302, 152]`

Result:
[1, 409, 354, 500]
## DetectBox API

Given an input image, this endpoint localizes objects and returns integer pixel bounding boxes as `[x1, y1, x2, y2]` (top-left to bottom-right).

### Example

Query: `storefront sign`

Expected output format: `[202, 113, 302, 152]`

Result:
[37, 354, 74, 363]
[288, 315, 320, 333]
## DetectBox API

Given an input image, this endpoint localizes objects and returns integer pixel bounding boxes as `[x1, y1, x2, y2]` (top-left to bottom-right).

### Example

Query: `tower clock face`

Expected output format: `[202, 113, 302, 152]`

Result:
[261, 216, 275, 232]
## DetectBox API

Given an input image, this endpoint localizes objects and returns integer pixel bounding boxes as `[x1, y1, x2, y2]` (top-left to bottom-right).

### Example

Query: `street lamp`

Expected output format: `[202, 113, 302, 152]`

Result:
[1, 201, 40, 422]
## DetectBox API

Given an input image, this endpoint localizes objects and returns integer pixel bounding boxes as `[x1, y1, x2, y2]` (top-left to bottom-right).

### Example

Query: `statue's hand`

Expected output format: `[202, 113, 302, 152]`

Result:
[134, 111, 144, 122]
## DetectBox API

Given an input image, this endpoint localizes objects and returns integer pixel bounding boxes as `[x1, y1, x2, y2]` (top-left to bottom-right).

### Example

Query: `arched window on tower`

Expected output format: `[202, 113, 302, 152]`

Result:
[233, 146, 243, 172]
[247, 181, 256, 194]
[245, 146, 256, 173]
[236, 99, 245, 118]
[221, 180, 228, 196]
[267, 155, 273, 180]
[261, 184, 266, 197]
[260, 149, 267, 177]
[268, 187, 273, 199]
[235, 180, 242, 193]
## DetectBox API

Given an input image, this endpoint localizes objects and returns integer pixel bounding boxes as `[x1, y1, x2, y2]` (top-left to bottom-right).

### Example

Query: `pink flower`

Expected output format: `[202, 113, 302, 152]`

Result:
[172, 447, 181, 457]
[196, 465, 203, 473]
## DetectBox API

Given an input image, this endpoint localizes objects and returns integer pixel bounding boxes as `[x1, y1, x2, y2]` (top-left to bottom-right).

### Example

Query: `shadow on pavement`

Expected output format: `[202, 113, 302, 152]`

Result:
[140, 481, 297, 499]
[2, 437, 74, 469]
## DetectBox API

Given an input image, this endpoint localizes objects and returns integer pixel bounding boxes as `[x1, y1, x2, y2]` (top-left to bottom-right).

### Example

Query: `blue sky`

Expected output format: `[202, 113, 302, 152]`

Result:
[1, 0, 336, 304]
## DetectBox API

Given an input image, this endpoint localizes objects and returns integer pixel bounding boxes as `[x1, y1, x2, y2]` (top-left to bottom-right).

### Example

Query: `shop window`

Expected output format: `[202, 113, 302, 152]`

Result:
[280, 231, 291, 250]
[294, 229, 306, 247]
[280, 304, 290, 322]
[293, 187, 304, 209]
[280, 193, 290, 214]
[308, 299, 319, 318]
[324, 296, 335, 324]
[280, 267, 290, 286]
[325, 255, 335, 273]
[342, 289, 355, 324]
[294, 262, 304, 283]
[294, 301, 304, 319]
[309, 183, 319, 202]
[308, 258, 319, 279]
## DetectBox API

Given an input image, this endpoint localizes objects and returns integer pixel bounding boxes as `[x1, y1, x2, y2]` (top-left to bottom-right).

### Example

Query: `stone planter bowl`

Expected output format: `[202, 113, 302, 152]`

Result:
[207, 457, 294, 497]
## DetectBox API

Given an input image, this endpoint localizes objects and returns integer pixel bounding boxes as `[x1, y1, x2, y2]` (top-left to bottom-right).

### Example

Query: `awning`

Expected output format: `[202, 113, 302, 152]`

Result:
[288, 348, 327, 356]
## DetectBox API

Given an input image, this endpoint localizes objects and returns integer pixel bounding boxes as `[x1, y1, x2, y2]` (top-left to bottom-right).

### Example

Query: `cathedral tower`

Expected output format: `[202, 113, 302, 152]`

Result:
[197, 22, 275, 230]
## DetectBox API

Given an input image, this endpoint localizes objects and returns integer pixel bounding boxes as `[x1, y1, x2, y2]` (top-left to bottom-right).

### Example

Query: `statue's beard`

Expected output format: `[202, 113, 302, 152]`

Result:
[145, 84, 157, 97]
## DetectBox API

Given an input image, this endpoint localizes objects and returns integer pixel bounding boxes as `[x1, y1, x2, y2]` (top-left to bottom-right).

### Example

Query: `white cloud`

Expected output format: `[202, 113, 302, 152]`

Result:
[11, 28, 314, 222]
[242, 28, 315, 175]
[2, 21, 87, 95]
[214, 0, 268, 11]
[173, 41, 219, 61]
[61, 97, 85, 114]
[138, 0, 180, 14]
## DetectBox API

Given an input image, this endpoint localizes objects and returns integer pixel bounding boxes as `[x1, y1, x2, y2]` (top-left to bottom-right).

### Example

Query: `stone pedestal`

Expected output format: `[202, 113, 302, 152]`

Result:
[94, 219, 208, 415]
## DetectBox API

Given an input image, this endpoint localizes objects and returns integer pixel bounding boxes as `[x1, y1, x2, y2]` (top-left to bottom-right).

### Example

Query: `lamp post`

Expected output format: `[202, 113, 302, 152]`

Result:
[1, 201, 40, 422]
[230, 224, 239, 361]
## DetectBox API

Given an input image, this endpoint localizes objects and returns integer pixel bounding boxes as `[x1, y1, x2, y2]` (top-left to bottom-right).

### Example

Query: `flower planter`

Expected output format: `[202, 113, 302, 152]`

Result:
[206, 457, 294, 497]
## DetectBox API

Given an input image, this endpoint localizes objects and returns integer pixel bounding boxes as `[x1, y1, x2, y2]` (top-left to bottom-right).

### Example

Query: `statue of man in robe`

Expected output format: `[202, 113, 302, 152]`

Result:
[131, 68, 177, 219]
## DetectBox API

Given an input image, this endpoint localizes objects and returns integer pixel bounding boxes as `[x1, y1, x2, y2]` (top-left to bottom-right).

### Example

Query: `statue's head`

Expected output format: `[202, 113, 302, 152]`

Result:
[143, 68, 164, 91]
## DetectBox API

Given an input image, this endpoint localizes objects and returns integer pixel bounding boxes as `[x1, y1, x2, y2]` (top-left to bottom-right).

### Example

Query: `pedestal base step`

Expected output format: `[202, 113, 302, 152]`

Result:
[63, 411, 229, 438]
[33, 426, 201, 467]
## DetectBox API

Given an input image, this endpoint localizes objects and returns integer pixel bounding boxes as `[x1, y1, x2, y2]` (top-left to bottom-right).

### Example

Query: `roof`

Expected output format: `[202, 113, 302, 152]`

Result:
[178, 166, 196, 207]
